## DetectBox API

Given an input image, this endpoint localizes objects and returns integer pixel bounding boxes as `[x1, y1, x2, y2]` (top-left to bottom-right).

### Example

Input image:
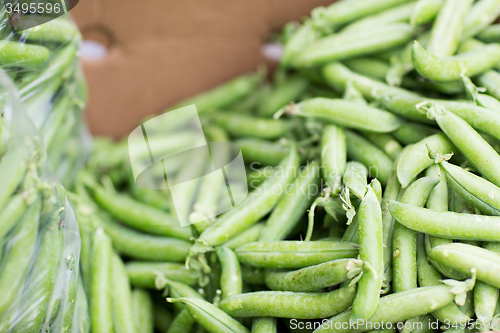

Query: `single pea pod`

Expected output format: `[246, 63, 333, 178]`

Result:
[258, 75, 310, 117]
[167, 297, 249, 333]
[476, 70, 500, 105]
[281, 20, 320, 68]
[222, 223, 265, 250]
[237, 138, 290, 167]
[213, 113, 290, 140]
[389, 201, 500, 242]
[320, 124, 346, 194]
[429, 243, 500, 288]
[345, 130, 393, 186]
[0, 192, 31, 241]
[22, 18, 79, 44]
[410, 0, 444, 26]
[426, 0, 473, 57]
[216, 247, 242, 299]
[474, 242, 500, 328]
[478, 24, 500, 43]
[293, 24, 414, 68]
[235, 241, 359, 269]
[97, 212, 192, 262]
[427, 103, 500, 187]
[0, 198, 41, 315]
[111, 254, 135, 333]
[352, 186, 384, 321]
[126, 261, 201, 289]
[343, 161, 368, 200]
[437, 159, 500, 216]
[168, 71, 264, 115]
[396, 133, 454, 188]
[218, 283, 356, 319]
[312, 0, 414, 31]
[0, 145, 31, 211]
[259, 161, 319, 241]
[284, 98, 402, 133]
[342, 2, 416, 33]
[132, 289, 154, 333]
[0, 41, 50, 70]
[194, 147, 299, 248]
[90, 184, 191, 240]
[264, 258, 363, 292]
[313, 279, 475, 333]
[412, 41, 500, 82]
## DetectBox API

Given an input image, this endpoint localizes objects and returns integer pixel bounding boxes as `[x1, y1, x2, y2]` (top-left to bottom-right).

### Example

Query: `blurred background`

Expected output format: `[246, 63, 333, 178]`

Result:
[71, 0, 333, 138]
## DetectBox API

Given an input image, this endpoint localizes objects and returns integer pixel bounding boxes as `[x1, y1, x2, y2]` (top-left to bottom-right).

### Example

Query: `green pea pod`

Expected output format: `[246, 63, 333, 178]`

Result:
[74, 277, 90, 333]
[429, 243, 500, 288]
[438, 160, 500, 215]
[396, 133, 454, 188]
[0, 145, 30, 211]
[393, 122, 440, 145]
[222, 223, 265, 250]
[167, 71, 264, 115]
[363, 132, 403, 160]
[426, 0, 473, 57]
[12, 206, 65, 333]
[126, 261, 201, 289]
[314, 280, 475, 333]
[412, 41, 500, 82]
[293, 24, 414, 68]
[428, 103, 500, 187]
[22, 18, 79, 44]
[284, 98, 402, 133]
[91, 184, 191, 240]
[195, 146, 299, 248]
[237, 138, 290, 167]
[343, 162, 368, 200]
[132, 289, 154, 333]
[478, 24, 500, 43]
[411, 0, 444, 26]
[111, 254, 139, 333]
[241, 265, 265, 285]
[218, 283, 356, 319]
[258, 76, 310, 117]
[312, 0, 414, 31]
[320, 125, 346, 194]
[352, 186, 384, 320]
[477, 70, 500, 102]
[252, 317, 277, 333]
[345, 130, 393, 186]
[167, 309, 195, 333]
[0, 192, 30, 241]
[89, 229, 114, 333]
[168, 298, 249, 333]
[0, 198, 40, 315]
[342, 2, 416, 33]
[389, 201, 500, 242]
[259, 161, 319, 241]
[247, 167, 275, 190]
[462, 0, 500, 40]
[0, 41, 50, 70]
[98, 212, 191, 262]
[417, 234, 470, 325]
[216, 247, 242, 299]
[393, 177, 438, 293]
[213, 113, 290, 140]
[153, 303, 174, 332]
[235, 241, 359, 269]
[474, 242, 500, 327]
[281, 20, 319, 68]
[264, 258, 363, 292]
[344, 57, 390, 81]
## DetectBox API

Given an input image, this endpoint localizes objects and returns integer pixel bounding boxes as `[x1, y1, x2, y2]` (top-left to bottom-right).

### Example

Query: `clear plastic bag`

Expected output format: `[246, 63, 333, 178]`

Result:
[0, 69, 84, 332]
[0, 11, 90, 188]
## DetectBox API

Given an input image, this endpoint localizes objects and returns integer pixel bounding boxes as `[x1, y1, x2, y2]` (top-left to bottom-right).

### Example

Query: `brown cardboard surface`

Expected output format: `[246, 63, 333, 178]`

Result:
[72, 0, 334, 138]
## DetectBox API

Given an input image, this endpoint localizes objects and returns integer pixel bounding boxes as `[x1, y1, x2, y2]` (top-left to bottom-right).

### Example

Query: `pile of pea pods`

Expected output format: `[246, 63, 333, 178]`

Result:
[73, 0, 500, 332]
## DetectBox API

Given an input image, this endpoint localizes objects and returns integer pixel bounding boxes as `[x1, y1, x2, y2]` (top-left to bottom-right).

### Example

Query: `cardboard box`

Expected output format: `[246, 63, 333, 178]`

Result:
[71, 0, 334, 138]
